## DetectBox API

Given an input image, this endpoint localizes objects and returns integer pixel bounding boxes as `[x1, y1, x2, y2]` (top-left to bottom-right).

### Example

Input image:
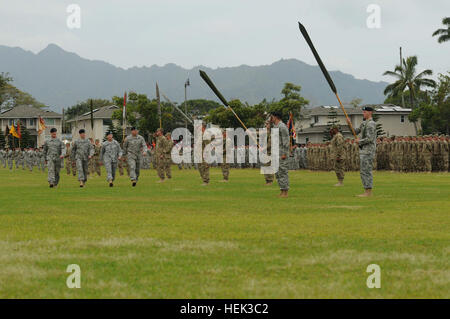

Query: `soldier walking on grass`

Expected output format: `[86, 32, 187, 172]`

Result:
[123, 127, 147, 187]
[220, 130, 232, 182]
[42, 128, 65, 188]
[164, 133, 174, 179]
[101, 131, 122, 187]
[155, 128, 170, 182]
[270, 111, 290, 198]
[71, 129, 95, 188]
[347, 106, 377, 197]
[198, 122, 210, 186]
[330, 125, 345, 186]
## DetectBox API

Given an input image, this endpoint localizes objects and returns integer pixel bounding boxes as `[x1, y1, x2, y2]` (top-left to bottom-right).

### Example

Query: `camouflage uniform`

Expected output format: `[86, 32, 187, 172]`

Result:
[198, 138, 210, 184]
[355, 119, 377, 189]
[101, 139, 122, 182]
[220, 137, 232, 181]
[330, 132, 345, 182]
[71, 139, 95, 183]
[274, 121, 290, 191]
[43, 137, 66, 186]
[164, 134, 173, 179]
[155, 135, 169, 180]
[123, 134, 147, 182]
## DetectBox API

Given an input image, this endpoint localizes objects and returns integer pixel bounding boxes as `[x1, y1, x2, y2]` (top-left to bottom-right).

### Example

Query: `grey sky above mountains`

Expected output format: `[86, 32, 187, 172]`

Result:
[1, 0, 448, 83]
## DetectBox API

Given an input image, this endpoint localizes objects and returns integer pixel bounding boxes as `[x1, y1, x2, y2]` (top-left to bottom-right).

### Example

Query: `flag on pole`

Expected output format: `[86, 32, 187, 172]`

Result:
[16, 121, 22, 139]
[38, 117, 46, 135]
[9, 124, 19, 138]
[287, 112, 297, 139]
[123, 92, 127, 120]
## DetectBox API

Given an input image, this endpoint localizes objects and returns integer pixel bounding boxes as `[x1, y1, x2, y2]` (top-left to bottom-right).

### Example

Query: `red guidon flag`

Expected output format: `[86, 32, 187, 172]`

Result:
[16, 121, 22, 139]
[123, 92, 127, 120]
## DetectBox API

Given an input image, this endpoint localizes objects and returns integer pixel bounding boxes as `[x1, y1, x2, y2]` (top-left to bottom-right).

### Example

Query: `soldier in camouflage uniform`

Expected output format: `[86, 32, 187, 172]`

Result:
[263, 120, 275, 185]
[198, 123, 210, 185]
[71, 129, 95, 187]
[123, 127, 147, 186]
[220, 130, 231, 182]
[271, 111, 290, 198]
[439, 135, 449, 172]
[43, 128, 65, 188]
[422, 136, 433, 173]
[0, 148, 5, 168]
[7, 147, 13, 170]
[164, 133, 174, 179]
[330, 126, 345, 186]
[101, 131, 123, 187]
[92, 139, 102, 176]
[155, 128, 169, 182]
[349, 106, 377, 197]
[64, 143, 72, 175]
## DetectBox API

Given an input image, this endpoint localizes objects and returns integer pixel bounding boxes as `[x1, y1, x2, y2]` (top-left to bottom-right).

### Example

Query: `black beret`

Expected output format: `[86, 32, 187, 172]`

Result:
[270, 111, 282, 119]
[362, 106, 374, 112]
[79, 129, 85, 134]
[50, 128, 57, 133]
[106, 131, 113, 135]
[131, 126, 137, 131]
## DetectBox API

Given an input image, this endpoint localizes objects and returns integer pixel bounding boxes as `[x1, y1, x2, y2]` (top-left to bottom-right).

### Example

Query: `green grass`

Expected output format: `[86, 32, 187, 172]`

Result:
[0, 166, 449, 298]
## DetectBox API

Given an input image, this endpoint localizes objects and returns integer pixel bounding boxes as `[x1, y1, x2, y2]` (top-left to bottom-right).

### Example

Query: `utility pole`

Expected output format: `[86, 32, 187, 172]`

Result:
[184, 78, 190, 131]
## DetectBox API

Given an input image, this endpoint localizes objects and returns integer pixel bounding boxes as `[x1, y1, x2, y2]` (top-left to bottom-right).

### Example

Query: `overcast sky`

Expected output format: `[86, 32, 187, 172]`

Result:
[1, 0, 449, 82]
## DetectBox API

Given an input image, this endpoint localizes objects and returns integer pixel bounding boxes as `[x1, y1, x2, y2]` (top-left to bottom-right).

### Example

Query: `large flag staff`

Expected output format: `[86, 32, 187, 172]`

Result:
[156, 83, 162, 129]
[160, 92, 194, 125]
[199, 70, 249, 131]
[199, 70, 259, 147]
[89, 99, 94, 140]
[298, 22, 357, 139]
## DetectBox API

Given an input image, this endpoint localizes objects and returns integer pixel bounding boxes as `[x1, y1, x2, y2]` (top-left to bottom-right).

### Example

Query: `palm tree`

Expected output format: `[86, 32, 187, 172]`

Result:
[432, 17, 450, 43]
[383, 56, 436, 134]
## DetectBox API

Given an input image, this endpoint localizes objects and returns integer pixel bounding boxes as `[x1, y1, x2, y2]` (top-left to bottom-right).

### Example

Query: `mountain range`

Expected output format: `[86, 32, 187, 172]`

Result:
[0, 43, 388, 112]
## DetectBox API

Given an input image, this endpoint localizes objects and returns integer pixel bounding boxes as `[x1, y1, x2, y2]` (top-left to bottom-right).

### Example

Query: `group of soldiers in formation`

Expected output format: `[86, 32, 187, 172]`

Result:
[0, 146, 47, 171]
[1, 107, 447, 197]
[299, 134, 450, 173]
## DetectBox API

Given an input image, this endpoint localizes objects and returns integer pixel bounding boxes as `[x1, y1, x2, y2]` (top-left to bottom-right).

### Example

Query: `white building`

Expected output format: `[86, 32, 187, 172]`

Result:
[296, 104, 419, 144]
[67, 105, 126, 142]
[0, 105, 63, 147]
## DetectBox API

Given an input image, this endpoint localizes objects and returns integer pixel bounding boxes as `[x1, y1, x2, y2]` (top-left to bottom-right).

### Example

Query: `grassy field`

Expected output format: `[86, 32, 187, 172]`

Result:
[0, 166, 449, 299]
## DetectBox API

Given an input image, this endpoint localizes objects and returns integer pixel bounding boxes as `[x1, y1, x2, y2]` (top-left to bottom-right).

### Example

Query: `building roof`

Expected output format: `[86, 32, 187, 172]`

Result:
[300, 104, 411, 118]
[0, 105, 62, 118]
[297, 125, 353, 134]
[66, 105, 120, 123]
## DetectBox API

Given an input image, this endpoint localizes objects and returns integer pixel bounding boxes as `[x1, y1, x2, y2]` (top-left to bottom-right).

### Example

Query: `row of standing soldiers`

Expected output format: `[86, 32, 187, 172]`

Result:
[0, 147, 46, 171]
[304, 135, 450, 173]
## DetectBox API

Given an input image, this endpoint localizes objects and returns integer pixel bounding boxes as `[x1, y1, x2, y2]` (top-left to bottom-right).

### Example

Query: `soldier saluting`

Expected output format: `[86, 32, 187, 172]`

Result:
[43, 128, 65, 188]
[71, 129, 95, 188]
[348, 106, 377, 197]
